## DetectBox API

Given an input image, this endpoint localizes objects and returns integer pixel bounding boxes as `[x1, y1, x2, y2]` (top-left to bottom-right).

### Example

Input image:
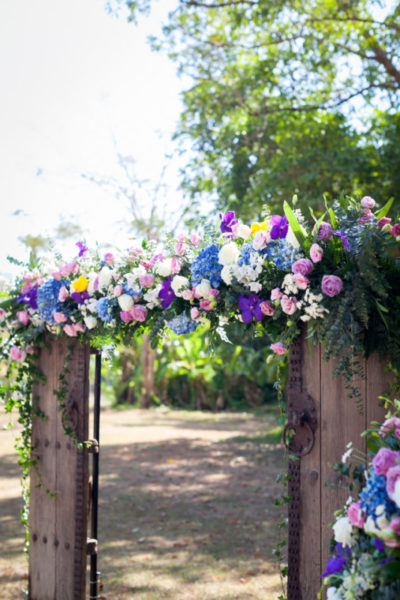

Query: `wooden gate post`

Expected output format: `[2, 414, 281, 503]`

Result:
[29, 338, 90, 600]
[287, 335, 388, 600]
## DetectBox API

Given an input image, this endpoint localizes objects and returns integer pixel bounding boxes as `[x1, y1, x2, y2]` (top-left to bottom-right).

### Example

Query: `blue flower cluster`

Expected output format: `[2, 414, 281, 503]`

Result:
[190, 244, 222, 288]
[239, 242, 254, 266]
[167, 313, 198, 335]
[37, 279, 67, 324]
[95, 298, 113, 323]
[264, 240, 300, 270]
[360, 467, 397, 521]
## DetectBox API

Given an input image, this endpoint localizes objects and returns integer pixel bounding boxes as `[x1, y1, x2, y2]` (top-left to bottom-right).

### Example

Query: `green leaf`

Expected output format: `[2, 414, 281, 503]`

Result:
[366, 434, 384, 453]
[328, 208, 337, 229]
[283, 201, 307, 246]
[376, 197, 394, 220]
[382, 560, 400, 577]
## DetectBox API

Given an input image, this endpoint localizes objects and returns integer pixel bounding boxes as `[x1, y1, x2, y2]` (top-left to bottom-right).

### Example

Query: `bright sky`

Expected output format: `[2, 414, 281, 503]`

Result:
[0, 0, 186, 277]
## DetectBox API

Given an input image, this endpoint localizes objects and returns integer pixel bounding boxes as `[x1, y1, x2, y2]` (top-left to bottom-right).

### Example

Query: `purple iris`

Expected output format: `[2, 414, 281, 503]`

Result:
[71, 291, 90, 305]
[158, 277, 176, 309]
[270, 215, 289, 240]
[333, 229, 350, 252]
[321, 543, 351, 577]
[76, 241, 88, 257]
[219, 211, 238, 234]
[18, 285, 38, 309]
[238, 293, 265, 323]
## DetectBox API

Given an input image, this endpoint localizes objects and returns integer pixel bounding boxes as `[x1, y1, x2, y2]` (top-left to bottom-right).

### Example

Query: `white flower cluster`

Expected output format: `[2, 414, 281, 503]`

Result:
[297, 289, 329, 322]
[220, 245, 264, 293]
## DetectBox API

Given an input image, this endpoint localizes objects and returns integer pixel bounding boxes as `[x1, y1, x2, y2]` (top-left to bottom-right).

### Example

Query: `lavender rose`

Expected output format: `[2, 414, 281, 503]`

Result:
[386, 466, 400, 506]
[321, 275, 343, 297]
[372, 448, 399, 476]
[291, 258, 313, 276]
[361, 196, 376, 209]
[313, 221, 333, 241]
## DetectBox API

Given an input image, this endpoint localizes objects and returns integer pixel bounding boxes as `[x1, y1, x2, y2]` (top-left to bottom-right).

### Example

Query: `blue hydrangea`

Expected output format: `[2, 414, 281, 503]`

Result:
[190, 244, 222, 288]
[360, 467, 397, 521]
[123, 283, 142, 297]
[263, 240, 300, 270]
[167, 313, 198, 335]
[36, 279, 68, 324]
[95, 297, 113, 323]
[239, 242, 254, 266]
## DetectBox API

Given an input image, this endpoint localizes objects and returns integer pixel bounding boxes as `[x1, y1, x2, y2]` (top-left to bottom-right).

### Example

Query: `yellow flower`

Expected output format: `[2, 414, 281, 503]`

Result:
[251, 221, 268, 234]
[72, 276, 88, 292]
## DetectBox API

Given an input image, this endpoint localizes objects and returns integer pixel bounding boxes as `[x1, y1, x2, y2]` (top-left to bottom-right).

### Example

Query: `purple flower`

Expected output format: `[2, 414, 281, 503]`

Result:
[372, 448, 399, 476]
[219, 211, 238, 234]
[158, 277, 176, 309]
[76, 241, 88, 257]
[321, 543, 351, 577]
[321, 275, 344, 297]
[71, 291, 90, 305]
[374, 538, 385, 552]
[238, 293, 265, 323]
[313, 221, 333, 241]
[18, 285, 38, 309]
[270, 215, 288, 240]
[333, 229, 350, 252]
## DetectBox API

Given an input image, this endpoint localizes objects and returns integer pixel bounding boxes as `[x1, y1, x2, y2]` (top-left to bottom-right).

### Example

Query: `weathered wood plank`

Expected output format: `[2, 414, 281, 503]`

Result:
[29, 338, 90, 600]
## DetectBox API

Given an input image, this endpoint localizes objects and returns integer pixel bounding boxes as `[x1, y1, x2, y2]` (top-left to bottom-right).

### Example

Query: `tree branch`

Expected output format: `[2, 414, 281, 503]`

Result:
[184, 0, 256, 7]
[306, 13, 400, 34]
[372, 45, 400, 87]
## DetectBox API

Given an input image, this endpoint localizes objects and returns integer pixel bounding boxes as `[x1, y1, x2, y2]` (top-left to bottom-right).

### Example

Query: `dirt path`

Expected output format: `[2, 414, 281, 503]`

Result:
[0, 407, 285, 599]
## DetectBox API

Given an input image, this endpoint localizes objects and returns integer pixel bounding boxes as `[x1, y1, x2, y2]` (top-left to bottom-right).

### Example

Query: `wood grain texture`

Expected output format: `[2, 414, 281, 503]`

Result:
[29, 338, 90, 600]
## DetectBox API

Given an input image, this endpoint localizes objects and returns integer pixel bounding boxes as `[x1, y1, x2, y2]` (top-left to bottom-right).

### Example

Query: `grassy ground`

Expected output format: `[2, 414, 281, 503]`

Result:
[0, 406, 285, 599]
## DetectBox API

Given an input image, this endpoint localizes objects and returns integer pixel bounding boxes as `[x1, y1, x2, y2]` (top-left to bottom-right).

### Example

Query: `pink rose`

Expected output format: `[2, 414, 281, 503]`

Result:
[310, 243, 323, 263]
[74, 323, 86, 333]
[372, 448, 399, 476]
[104, 252, 115, 266]
[120, 310, 133, 323]
[113, 285, 123, 297]
[139, 274, 155, 288]
[191, 233, 201, 247]
[271, 288, 283, 301]
[377, 217, 392, 229]
[380, 417, 400, 440]
[0, 308, 6, 320]
[270, 342, 287, 355]
[191, 307, 200, 320]
[26, 345, 35, 355]
[390, 517, 400, 536]
[200, 299, 215, 311]
[17, 310, 30, 326]
[358, 208, 374, 223]
[58, 286, 69, 302]
[291, 258, 313, 276]
[386, 465, 400, 502]
[64, 324, 78, 336]
[253, 230, 269, 251]
[171, 257, 182, 274]
[175, 242, 188, 256]
[260, 301, 274, 316]
[131, 305, 147, 322]
[10, 346, 26, 362]
[313, 221, 333, 241]
[281, 295, 297, 315]
[361, 196, 376, 209]
[390, 224, 400, 237]
[141, 261, 152, 269]
[53, 312, 68, 324]
[321, 275, 343, 297]
[182, 289, 194, 301]
[293, 273, 309, 290]
[347, 502, 365, 528]
[112, 272, 121, 281]
[209, 289, 219, 297]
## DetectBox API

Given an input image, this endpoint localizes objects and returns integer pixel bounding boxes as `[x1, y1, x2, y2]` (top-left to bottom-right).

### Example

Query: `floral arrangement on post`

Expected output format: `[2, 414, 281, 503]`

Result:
[0, 193, 400, 485]
[321, 401, 400, 599]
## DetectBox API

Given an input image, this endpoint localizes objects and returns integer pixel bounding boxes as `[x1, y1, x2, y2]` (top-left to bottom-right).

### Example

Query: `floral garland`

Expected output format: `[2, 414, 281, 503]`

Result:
[321, 401, 400, 599]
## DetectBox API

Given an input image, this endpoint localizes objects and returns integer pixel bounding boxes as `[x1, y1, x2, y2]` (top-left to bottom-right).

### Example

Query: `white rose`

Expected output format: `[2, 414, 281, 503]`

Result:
[364, 515, 380, 536]
[252, 230, 269, 251]
[236, 223, 251, 240]
[333, 516, 353, 547]
[84, 315, 97, 329]
[195, 279, 211, 298]
[155, 259, 172, 277]
[327, 587, 342, 600]
[118, 294, 134, 311]
[98, 266, 112, 290]
[218, 241, 240, 266]
[249, 281, 262, 293]
[171, 275, 189, 297]
[221, 265, 233, 285]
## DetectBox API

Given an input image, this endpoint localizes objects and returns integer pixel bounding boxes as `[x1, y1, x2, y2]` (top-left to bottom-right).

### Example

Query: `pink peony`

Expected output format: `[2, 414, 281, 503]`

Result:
[171, 257, 182, 274]
[191, 233, 201, 247]
[270, 342, 287, 355]
[253, 230, 269, 251]
[131, 305, 147, 322]
[139, 274, 155, 288]
[361, 196, 376, 209]
[260, 301, 274, 316]
[53, 312, 68, 324]
[358, 208, 374, 223]
[321, 275, 343, 297]
[293, 273, 309, 290]
[104, 252, 115, 266]
[390, 224, 400, 238]
[0, 308, 6, 320]
[191, 307, 200, 320]
[271, 288, 283, 301]
[281, 295, 297, 315]
[291, 258, 313, 276]
[182, 289, 194, 301]
[377, 217, 392, 229]
[58, 286, 69, 302]
[372, 447, 399, 476]
[313, 221, 333, 241]
[310, 243, 323, 263]
[113, 285, 123, 297]
[386, 466, 400, 502]
[17, 310, 30, 326]
[10, 346, 26, 362]
[347, 502, 365, 528]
